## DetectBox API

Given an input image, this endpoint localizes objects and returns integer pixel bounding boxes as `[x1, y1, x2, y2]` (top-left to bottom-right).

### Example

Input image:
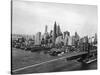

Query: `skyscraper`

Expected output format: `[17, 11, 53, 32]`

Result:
[56, 25, 58, 37]
[56, 25, 62, 37]
[63, 31, 70, 39]
[44, 25, 49, 41]
[94, 33, 97, 44]
[52, 21, 57, 44]
[75, 32, 79, 41]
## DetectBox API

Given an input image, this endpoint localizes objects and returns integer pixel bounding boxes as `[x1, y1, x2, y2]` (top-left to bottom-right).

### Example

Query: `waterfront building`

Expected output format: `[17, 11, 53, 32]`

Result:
[75, 32, 80, 41]
[64, 35, 73, 46]
[12, 34, 23, 41]
[68, 36, 73, 46]
[63, 31, 70, 46]
[72, 36, 76, 46]
[55, 35, 63, 48]
[88, 37, 92, 44]
[35, 32, 41, 45]
[83, 36, 88, 43]
[55, 36, 63, 45]
[64, 34, 69, 46]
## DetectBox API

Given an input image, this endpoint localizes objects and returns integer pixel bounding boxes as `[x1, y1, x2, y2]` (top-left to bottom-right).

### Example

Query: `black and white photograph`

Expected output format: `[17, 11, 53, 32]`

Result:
[11, 0, 98, 74]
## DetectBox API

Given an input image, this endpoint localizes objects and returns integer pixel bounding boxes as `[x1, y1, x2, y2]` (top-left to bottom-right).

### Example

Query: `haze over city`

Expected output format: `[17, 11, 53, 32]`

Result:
[12, 0, 97, 37]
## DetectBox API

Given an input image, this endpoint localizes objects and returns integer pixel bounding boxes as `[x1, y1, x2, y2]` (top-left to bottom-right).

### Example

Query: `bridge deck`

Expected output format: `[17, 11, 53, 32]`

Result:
[12, 50, 97, 73]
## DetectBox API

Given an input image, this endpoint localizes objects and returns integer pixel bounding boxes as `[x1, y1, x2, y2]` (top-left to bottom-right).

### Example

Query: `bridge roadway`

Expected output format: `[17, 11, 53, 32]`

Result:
[12, 50, 97, 74]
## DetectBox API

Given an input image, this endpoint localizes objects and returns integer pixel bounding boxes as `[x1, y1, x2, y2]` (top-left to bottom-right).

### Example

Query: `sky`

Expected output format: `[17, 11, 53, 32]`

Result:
[12, 0, 98, 37]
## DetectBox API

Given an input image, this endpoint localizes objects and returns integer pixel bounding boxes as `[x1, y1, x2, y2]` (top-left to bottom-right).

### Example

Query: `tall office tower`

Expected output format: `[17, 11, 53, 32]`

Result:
[52, 21, 57, 44]
[35, 32, 41, 45]
[44, 25, 50, 44]
[75, 32, 80, 41]
[83, 36, 88, 43]
[72, 36, 76, 46]
[94, 33, 97, 44]
[56, 25, 58, 36]
[74, 32, 80, 47]
[56, 25, 62, 36]
[63, 31, 70, 39]
[58, 25, 62, 35]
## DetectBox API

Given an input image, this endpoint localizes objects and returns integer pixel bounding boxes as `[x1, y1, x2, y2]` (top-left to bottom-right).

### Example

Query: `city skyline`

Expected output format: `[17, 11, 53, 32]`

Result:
[12, 0, 97, 37]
